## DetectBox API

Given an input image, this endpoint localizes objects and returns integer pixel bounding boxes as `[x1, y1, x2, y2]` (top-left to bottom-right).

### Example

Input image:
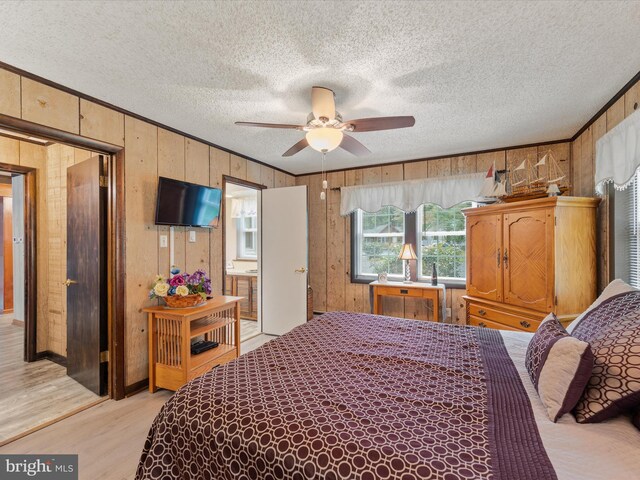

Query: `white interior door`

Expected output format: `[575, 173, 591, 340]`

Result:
[261, 185, 308, 335]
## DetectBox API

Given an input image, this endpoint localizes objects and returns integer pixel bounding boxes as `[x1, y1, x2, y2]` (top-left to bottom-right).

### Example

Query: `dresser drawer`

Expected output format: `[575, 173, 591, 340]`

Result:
[468, 302, 542, 332]
[469, 315, 520, 331]
[375, 286, 423, 298]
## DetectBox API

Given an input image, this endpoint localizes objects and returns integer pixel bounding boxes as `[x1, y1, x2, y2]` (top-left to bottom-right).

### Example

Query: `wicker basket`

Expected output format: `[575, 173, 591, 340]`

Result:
[163, 294, 205, 309]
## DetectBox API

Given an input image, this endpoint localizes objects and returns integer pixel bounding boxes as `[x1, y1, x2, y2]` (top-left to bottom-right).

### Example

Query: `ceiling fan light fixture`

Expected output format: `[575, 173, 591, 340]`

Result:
[305, 128, 343, 153]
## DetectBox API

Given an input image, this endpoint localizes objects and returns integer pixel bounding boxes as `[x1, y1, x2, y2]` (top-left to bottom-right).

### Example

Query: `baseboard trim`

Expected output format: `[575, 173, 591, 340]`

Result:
[124, 379, 149, 397]
[11, 319, 24, 327]
[36, 350, 67, 367]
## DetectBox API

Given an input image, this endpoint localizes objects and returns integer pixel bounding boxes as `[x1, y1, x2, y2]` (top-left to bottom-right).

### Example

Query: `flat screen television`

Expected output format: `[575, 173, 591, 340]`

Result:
[155, 176, 222, 228]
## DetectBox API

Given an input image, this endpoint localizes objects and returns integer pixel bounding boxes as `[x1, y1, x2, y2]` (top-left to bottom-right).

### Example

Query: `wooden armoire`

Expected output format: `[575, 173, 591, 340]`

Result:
[463, 196, 600, 332]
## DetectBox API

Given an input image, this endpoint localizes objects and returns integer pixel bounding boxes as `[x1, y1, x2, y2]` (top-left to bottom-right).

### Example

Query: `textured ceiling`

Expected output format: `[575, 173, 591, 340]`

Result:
[1, 1, 640, 174]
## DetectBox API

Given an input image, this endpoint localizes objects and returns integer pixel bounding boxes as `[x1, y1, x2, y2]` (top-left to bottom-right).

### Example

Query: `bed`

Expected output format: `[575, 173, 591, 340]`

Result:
[136, 311, 640, 480]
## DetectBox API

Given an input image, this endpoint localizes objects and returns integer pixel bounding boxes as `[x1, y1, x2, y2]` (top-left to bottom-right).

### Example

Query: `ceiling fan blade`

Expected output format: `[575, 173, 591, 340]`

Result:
[345, 116, 415, 132]
[340, 133, 371, 157]
[235, 121, 303, 130]
[282, 138, 309, 157]
[311, 86, 336, 121]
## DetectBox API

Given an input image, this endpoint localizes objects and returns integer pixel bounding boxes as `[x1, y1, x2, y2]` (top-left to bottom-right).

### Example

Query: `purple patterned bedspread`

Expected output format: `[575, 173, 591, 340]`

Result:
[137, 312, 556, 480]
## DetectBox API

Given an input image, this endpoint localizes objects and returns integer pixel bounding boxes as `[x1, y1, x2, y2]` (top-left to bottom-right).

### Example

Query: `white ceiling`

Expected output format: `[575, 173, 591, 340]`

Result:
[0, 1, 639, 175]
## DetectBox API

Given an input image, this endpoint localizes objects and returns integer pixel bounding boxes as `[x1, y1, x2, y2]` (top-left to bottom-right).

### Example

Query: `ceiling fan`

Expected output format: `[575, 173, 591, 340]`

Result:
[235, 86, 415, 157]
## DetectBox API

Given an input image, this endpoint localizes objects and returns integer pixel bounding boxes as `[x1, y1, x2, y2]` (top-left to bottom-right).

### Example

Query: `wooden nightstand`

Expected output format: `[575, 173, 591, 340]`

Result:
[370, 281, 446, 322]
[144, 296, 242, 392]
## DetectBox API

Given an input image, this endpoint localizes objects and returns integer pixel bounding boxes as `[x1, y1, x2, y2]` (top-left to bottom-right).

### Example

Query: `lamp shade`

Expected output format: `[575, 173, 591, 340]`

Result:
[306, 128, 343, 153]
[547, 183, 560, 196]
[398, 243, 417, 260]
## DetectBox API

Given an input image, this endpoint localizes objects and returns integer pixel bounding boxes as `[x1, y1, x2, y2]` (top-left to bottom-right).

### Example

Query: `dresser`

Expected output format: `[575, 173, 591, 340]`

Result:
[463, 196, 599, 332]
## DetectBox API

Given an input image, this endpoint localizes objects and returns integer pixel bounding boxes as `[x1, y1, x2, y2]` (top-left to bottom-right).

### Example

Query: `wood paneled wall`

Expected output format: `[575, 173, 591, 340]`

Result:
[570, 78, 640, 291]
[298, 142, 571, 323]
[0, 66, 296, 387]
[124, 121, 295, 385]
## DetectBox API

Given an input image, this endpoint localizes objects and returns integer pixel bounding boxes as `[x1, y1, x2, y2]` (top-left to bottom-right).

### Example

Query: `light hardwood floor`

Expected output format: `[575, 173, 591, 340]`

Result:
[240, 318, 260, 341]
[0, 314, 102, 445]
[0, 333, 276, 480]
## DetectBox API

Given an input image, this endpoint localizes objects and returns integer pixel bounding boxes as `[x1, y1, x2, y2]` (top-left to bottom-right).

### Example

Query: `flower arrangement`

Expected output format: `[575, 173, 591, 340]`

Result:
[150, 266, 212, 308]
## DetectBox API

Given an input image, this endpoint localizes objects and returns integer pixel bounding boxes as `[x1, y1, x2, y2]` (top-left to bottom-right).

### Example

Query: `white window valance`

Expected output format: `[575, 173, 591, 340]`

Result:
[339, 172, 485, 216]
[231, 197, 257, 218]
[595, 107, 640, 194]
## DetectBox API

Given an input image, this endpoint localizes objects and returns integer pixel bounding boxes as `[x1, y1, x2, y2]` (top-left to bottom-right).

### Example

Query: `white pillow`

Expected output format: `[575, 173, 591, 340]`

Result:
[566, 279, 638, 333]
[526, 314, 594, 422]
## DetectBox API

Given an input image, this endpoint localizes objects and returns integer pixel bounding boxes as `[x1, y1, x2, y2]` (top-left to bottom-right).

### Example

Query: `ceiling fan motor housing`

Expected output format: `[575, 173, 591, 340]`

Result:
[305, 112, 346, 131]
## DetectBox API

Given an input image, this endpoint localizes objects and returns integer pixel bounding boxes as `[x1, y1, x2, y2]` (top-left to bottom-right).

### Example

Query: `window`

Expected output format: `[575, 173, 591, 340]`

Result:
[353, 206, 405, 278]
[418, 202, 471, 281]
[614, 174, 640, 287]
[351, 203, 470, 285]
[238, 213, 257, 259]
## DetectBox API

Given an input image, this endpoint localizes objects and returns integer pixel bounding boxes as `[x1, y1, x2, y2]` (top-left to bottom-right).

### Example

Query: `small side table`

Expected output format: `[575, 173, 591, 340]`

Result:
[370, 281, 447, 322]
[144, 296, 242, 392]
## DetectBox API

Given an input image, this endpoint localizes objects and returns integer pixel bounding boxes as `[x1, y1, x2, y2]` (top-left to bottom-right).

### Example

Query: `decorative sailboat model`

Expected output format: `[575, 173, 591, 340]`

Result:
[477, 163, 507, 203]
[503, 150, 569, 202]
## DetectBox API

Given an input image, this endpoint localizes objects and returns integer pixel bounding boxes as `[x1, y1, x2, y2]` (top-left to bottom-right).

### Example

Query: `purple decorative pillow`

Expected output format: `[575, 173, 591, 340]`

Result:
[567, 279, 637, 333]
[525, 314, 594, 422]
[572, 291, 640, 423]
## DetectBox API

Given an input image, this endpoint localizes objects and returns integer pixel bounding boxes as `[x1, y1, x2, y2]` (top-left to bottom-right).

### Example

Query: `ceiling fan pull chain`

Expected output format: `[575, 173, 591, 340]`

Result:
[322, 151, 326, 185]
[320, 152, 327, 201]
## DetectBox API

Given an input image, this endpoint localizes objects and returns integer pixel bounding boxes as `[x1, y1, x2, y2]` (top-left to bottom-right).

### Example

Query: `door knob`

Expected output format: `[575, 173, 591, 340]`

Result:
[294, 267, 307, 273]
[63, 279, 78, 287]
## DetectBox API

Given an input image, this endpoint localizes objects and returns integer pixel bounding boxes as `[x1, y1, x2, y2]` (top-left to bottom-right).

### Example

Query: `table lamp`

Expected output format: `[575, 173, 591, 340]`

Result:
[398, 243, 417, 283]
[547, 183, 561, 196]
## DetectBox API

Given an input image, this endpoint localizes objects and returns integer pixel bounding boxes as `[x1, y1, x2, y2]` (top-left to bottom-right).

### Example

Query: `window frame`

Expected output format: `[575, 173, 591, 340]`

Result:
[350, 209, 412, 283]
[237, 212, 258, 259]
[416, 203, 471, 287]
[350, 207, 467, 288]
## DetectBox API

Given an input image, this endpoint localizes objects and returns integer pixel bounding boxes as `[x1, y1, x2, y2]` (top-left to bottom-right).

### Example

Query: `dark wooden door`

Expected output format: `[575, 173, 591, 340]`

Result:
[67, 156, 107, 395]
[466, 213, 503, 302]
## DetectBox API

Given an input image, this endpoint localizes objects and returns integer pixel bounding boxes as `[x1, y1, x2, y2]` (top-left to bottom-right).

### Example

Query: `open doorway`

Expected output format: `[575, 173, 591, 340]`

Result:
[0, 134, 110, 445]
[224, 179, 262, 342]
[0, 173, 16, 315]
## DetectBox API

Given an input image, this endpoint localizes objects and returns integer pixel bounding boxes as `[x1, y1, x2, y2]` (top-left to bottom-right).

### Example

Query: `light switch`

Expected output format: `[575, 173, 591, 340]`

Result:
[160, 235, 168, 248]
[189, 230, 196, 243]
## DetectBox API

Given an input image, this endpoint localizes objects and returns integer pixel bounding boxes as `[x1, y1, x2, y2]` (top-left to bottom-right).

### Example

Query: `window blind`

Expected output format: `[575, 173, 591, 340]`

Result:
[615, 173, 640, 288]
[629, 175, 640, 288]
